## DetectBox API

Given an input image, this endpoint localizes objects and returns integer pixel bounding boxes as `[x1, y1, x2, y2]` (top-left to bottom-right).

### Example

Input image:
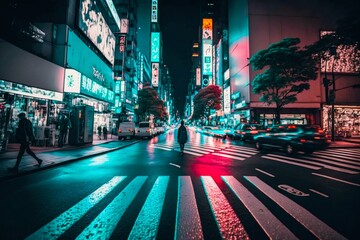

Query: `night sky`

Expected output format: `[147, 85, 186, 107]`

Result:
[159, 0, 201, 114]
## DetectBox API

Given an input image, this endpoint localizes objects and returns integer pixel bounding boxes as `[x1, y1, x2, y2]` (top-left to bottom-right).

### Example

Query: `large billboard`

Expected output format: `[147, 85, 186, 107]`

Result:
[79, 0, 116, 65]
[151, 32, 160, 62]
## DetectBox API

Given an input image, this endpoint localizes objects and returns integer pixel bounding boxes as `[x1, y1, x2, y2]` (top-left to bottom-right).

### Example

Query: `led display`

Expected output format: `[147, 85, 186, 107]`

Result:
[152, 63, 159, 87]
[223, 86, 231, 114]
[79, 0, 116, 65]
[151, 0, 158, 23]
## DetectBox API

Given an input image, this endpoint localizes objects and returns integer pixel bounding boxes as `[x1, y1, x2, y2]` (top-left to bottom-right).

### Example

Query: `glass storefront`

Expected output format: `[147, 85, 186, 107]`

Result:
[259, 114, 308, 127]
[323, 105, 360, 138]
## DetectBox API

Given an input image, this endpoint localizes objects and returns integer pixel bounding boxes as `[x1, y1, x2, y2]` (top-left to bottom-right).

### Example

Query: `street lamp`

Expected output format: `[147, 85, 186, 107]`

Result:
[329, 83, 360, 141]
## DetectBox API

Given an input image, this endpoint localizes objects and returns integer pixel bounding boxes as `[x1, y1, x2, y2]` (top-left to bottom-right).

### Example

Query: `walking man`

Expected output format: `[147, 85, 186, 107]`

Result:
[177, 120, 188, 154]
[8, 113, 43, 172]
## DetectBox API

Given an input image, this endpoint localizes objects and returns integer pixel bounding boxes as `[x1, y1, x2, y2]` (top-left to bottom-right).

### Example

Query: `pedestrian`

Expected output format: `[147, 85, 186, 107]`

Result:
[103, 126, 108, 140]
[97, 126, 102, 140]
[177, 120, 188, 154]
[8, 113, 43, 172]
[58, 114, 71, 147]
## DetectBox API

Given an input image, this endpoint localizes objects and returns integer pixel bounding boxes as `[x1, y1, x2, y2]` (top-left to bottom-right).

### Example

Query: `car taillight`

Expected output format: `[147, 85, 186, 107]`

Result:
[118, 129, 122, 133]
[146, 129, 151, 132]
[300, 139, 306, 143]
[241, 131, 246, 134]
[318, 129, 324, 133]
[250, 130, 258, 134]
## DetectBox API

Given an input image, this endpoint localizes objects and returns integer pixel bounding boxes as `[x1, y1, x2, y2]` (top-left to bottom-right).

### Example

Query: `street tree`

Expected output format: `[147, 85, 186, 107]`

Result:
[249, 37, 317, 123]
[192, 85, 222, 123]
[149, 99, 168, 121]
[135, 86, 167, 122]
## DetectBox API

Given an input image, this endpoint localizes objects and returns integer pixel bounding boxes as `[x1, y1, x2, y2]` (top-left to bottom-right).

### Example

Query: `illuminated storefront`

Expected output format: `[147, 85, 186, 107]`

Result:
[323, 105, 360, 137]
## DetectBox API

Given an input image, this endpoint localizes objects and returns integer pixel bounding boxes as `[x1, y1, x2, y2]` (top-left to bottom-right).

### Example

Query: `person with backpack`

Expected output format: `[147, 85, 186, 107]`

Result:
[8, 112, 43, 172]
[177, 120, 188, 154]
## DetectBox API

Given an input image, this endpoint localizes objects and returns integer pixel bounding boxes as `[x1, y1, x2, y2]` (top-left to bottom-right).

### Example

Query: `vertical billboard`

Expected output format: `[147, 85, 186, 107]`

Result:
[152, 63, 159, 87]
[151, 32, 160, 62]
[78, 0, 116, 65]
[151, 0, 158, 23]
[120, 19, 129, 34]
[202, 18, 213, 87]
[196, 68, 201, 86]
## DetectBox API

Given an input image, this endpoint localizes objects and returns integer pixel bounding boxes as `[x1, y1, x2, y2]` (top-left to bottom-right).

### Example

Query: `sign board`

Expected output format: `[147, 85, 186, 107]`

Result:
[152, 63, 159, 87]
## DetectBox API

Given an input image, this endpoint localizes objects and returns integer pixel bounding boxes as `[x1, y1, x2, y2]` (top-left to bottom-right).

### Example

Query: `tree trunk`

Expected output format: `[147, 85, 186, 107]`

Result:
[275, 105, 281, 125]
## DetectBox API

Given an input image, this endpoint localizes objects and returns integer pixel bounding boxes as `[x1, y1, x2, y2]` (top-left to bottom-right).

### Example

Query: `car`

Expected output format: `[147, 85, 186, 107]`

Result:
[254, 124, 330, 155]
[225, 124, 240, 139]
[234, 123, 266, 141]
[118, 122, 135, 139]
[202, 126, 227, 139]
[135, 121, 155, 139]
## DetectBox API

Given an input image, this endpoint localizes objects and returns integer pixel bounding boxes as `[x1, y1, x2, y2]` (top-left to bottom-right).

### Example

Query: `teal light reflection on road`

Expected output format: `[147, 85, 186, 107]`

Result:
[26, 176, 126, 240]
[128, 176, 169, 239]
[89, 155, 111, 166]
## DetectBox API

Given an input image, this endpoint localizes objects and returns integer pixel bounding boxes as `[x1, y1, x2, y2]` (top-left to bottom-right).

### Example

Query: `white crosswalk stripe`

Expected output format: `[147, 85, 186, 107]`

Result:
[262, 149, 360, 174]
[26, 175, 346, 239]
[151, 142, 258, 160]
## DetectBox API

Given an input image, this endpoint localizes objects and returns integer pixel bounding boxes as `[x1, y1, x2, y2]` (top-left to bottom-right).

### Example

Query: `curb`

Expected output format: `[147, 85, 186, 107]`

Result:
[0, 140, 142, 181]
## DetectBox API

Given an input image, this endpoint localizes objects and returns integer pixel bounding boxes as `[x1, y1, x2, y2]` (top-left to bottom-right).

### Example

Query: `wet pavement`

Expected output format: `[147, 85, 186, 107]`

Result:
[0, 134, 359, 180]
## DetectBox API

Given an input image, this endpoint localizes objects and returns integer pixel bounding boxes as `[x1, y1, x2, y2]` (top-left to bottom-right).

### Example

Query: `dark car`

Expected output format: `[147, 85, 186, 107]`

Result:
[233, 123, 266, 141]
[253, 124, 330, 155]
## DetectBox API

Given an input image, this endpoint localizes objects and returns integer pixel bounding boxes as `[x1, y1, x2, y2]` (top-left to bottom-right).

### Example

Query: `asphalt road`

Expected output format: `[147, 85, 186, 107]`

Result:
[0, 128, 359, 239]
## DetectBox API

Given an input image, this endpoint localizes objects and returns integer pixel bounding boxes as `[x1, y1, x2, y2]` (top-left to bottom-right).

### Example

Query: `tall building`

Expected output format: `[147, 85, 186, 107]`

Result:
[0, 0, 119, 150]
[227, 0, 360, 137]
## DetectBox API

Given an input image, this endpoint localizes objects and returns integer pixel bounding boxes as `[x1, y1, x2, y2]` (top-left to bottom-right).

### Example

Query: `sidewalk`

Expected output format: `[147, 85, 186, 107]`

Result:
[0, 136, 141, 181]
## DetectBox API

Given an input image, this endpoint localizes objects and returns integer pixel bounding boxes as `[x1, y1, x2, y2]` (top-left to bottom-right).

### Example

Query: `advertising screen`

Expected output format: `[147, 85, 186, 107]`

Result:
[79, 0, 116, 65]
[152, 63, 159, 87]
[223, 86, 231, 114]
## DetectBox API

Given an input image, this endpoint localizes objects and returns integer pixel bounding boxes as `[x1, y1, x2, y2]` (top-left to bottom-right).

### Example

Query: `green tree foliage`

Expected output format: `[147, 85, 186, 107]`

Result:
[192, 85, 222, 120]
[135, 86, 168, 121]
[249, 38, 317, 123]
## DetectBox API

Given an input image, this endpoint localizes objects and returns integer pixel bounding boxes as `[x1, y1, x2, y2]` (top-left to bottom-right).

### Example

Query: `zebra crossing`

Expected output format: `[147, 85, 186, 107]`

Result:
[151, 142, 259, 160]
[261, 148, 360, 174]
[25, 175, 346, 239]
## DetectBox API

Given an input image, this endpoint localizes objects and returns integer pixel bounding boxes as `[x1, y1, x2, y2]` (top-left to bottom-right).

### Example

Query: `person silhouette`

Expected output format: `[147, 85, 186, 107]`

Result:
[8, 113, 43, 172]
[177, 120, 188, 154]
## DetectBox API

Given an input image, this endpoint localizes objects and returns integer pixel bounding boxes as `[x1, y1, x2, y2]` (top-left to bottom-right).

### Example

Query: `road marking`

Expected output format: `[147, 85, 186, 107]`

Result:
[183, 150, 202, 156]
[245, 176, 346, 240]
[278, 185, 309, 197]
[212, 152, 245, 161]
[228, 146, 259, 153]
[222, 176, 297, 239]
[170, 163, 181, 168]
[262, 156, 321, 170]
[175, 176, 204, 240]
[255, 168, 275, 177]
[313, 151, 360, 163]
[76, 176, 147, 239]
[312, 173, 360, 187]
[201, 176, 249, 239]
[128, 177, 169, 239]
[26, 176, 126, 240]
[302, 155, 360, 170]
[309, 189, 329, 198]
[219, 150, 254, 158]
[152, 146, 173, 151]
[267, 154, 359, 174]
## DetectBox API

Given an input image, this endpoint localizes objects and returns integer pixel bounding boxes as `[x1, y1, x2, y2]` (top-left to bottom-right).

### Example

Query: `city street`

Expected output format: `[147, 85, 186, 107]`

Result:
[0, 128, 359, 239]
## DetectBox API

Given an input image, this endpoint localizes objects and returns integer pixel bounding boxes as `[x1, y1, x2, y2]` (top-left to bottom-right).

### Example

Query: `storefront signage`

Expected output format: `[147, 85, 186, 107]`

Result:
[64, 69, 81, 93]
[119, 35, 126, 52]
[151, 0, 158, 23]
[67, 28, 114, 91]
[120, 19, 128, 34]
[231, 92, 240, 100]
[196, 68, 201, 86]
[80, 75, 114, 103]
[151, 32, 160, 62]
[0, 80, 63, 101]
[224, 86, 231, 114]
[152, 63, 159, 87]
